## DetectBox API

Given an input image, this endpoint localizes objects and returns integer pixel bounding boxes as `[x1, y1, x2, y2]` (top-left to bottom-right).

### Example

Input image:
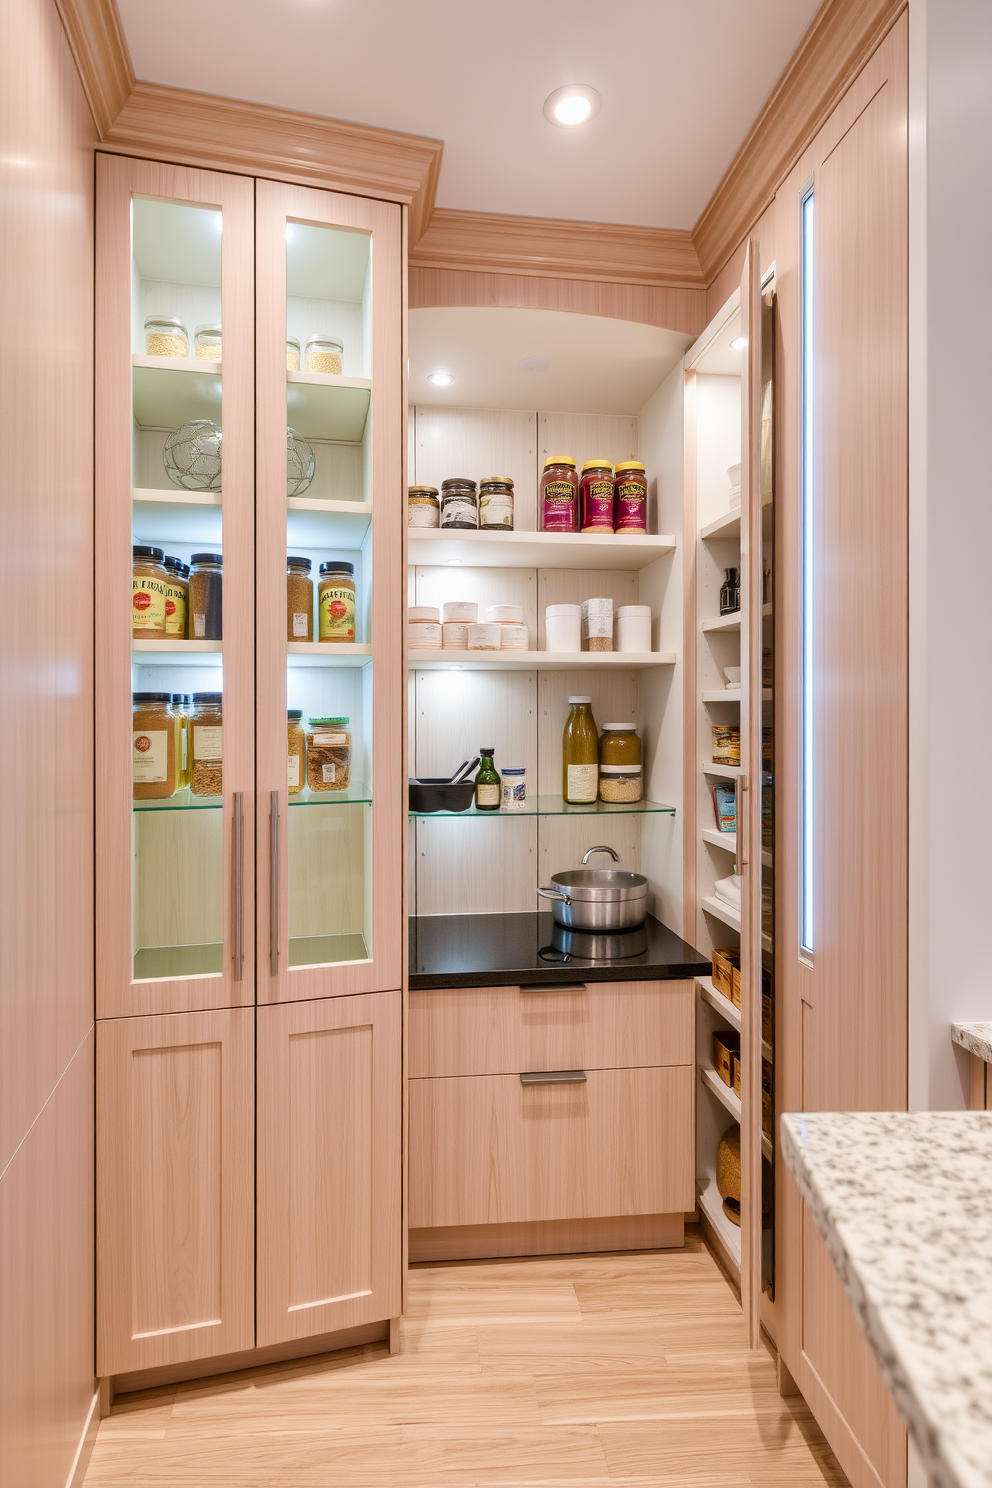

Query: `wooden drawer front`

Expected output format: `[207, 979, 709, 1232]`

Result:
[409, 1064, 693, 1230]
[409, 979, 693, 1079]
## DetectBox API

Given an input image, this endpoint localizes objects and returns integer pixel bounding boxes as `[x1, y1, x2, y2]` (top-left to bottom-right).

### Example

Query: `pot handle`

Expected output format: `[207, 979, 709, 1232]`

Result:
[537, 885, 570, 904]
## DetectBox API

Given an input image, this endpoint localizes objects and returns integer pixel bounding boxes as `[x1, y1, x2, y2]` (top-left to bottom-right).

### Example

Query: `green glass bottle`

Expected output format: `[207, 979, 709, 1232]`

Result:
[475, 747, 500, 811]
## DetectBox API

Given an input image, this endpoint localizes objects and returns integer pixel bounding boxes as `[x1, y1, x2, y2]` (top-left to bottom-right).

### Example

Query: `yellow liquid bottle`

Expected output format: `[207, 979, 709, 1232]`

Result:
[562, 695, 599, 802]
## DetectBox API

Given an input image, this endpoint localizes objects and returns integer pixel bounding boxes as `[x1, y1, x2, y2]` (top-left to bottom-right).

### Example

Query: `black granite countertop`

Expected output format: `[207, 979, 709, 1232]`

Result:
[409, 911, 710, 989]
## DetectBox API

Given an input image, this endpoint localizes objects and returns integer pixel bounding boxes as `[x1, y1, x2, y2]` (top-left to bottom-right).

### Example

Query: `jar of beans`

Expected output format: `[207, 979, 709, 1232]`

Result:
[193, 323, 222, 361]
[305, 334, 344, 375]
[306, 717, 351, 792]
[190, 693, 223, 796]
[287, 337, 301, 372]
[145, 316, 188, 359]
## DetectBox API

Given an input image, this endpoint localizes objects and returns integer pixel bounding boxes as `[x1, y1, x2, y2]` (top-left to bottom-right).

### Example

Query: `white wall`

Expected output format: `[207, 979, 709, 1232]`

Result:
[909, 0, 992, 1109]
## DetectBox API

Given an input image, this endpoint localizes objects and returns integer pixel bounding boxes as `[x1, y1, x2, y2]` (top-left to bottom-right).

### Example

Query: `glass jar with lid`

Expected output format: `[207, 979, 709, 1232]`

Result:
[479, 477, 514, 530]
[614, 460, 648, 533]
[286, 337, 301, 372]
[132, 692, 176, 800]
[318, 561, 356, 642]
[162, 556, 188, 639]
[287, 709, 305, 795]
[189, 553, 223, 640]
[598, 724, 643, 803]
[287, 556, 313, 641]
[190, 693, 223, 796]
[306, 717, 351, 792]
[408, 485, 440, 528]
[193, 323, 222, 361]
[132, 545, 169, 638]
[562, 695, 599, 803]
[440, 478, 478, 530]
[720, 566, 741, 615]
[540, 456, 578, 532]
[305, 334, 344, 375]
[144, 315, 188, 359]
[579, 460, 615, 534]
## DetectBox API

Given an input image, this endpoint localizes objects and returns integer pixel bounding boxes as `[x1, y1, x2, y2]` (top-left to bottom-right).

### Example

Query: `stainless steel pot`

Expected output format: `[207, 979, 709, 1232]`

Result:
[537, 846, 648, 931]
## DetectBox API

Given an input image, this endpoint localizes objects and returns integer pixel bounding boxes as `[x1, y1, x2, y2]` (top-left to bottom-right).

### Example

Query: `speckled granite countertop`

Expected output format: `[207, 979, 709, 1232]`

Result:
[781, 1110, 992, 1488]
[951, 1022, 992, 1065]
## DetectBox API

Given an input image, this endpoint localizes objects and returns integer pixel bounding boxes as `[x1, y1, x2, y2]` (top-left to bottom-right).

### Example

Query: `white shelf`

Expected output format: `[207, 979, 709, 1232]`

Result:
[287, 643, 372, 668]
[701, 894, 741, 932]
[702, 689, 773, 703]
[287, 498, 372, 549]
[132, 356, 221, 429]
[700, 1065, 773, 1161]
[408, 650, 676, 672]
[703, 610, 741, 634]
[407, 528, 676, 572]
[132, 640, 222, 667]
[133, 489, 222, 545]
[698, 976, 741, 1033]
[697, 1173, 741, 1276]
[703, 761, 740, 780]
[286, 371, 371, 442]
[702, 827, 737, 854]
[699, 492, 772, 542]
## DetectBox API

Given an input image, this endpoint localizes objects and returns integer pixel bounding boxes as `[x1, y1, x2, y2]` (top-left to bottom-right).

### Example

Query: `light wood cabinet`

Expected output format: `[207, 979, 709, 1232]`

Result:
[96, 1008, 254, 1377]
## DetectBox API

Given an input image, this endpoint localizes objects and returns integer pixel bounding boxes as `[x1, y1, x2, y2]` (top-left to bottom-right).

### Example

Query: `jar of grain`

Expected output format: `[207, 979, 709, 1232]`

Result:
[144, 315, 188, 359]
[162, 557, 189, 639]
[598, 725, 643, 803]
[286, 337, 301, 372]
[318, 561, 356, 643]
[306, 717, 351, 792]
[132, 692, 177, 799]
[287, 708, 305, 795]
[479, 477, 514, 530]
[193, 323, 222, 361]
[132, 545, 169, 638]
[190, 693, 223, 796]
[287, 556, 313, 641]
[408, 486, 440, 528]
[189, 553, 223, 640]
[305, 334, 344, 375]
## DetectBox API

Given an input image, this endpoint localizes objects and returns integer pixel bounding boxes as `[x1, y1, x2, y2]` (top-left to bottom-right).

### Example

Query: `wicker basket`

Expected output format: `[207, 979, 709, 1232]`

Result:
[716, 1124, 741, 1227]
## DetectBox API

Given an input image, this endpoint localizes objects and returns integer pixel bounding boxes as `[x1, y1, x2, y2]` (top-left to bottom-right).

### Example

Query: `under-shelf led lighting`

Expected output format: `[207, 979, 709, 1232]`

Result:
[730, 336, 747, 352]
[544, 84, 602, 127]
[428, 370, 453, 387]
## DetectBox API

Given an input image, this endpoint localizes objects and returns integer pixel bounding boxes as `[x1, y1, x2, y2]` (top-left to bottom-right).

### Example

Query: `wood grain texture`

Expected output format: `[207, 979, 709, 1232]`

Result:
[409, 1065, 694, 1230]
[692, 0, 907, 283]
[410, 208, 704, 289]
[256, 991, 402, 1346]
[412, 406, 538, 529]
[409, 1212, 684, 1263]
[409, 981, 693, 1080]
[681, 371, 699, 941]
[96, 1009, 255, 1377]
[52, 0, 132, 135]
[103, 82, 442, 242]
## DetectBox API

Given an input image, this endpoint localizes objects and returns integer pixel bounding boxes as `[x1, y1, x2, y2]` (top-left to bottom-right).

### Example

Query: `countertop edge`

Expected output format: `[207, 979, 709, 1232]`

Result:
[410, 961, 711, 991]
[951, 1022, 992, 1065]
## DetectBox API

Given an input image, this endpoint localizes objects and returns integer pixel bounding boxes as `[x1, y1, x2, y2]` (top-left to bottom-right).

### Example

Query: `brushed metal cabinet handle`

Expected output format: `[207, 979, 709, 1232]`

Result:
[270, 790, 280, 976]
[520, 983, 587, 994]
[520, 1069, 587, 1085]
[233, 792, 244, 981]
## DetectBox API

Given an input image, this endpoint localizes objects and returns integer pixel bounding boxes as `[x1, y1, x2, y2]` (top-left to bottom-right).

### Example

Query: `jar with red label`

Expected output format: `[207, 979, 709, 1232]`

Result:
[540, 456, 578, 532]
[579, 460, 615, 534]
[132, 545, 169, 638]
[614, 460, 648, 533]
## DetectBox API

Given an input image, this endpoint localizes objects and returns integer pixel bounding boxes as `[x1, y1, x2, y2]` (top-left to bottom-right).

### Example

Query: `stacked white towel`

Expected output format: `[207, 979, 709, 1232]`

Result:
[714, 873, 742, 910]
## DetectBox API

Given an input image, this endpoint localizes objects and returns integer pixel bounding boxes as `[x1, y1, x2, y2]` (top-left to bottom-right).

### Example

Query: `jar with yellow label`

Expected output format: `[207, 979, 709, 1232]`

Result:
[132, 545, 169, 638]
[162, 556, 188, 639]
[288, 709, 305, 795]
[306, 717, 351, 792]
[132, 692, 176, 799]
[318, 561, 356, 643]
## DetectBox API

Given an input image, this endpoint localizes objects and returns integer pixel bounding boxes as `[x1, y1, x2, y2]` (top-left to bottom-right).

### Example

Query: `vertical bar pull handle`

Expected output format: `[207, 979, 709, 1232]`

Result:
[233, 792, 244, 981]
[736, 772, 749, 874]
[270, 790, 280, 977]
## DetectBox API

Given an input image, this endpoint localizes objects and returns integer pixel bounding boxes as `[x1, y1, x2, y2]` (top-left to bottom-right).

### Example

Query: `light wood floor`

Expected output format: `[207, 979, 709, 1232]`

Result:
[85, 1229, 849, 1486]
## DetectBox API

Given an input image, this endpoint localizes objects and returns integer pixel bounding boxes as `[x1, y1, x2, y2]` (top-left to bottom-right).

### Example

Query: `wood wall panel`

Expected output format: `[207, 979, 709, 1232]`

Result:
[412, 406, 538, 528]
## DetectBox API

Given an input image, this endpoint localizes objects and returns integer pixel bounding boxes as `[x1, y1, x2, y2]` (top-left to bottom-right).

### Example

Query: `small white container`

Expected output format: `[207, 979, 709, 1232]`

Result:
[501, 767, 526, 811]
[442, 621, 469, 649]
[545, 603, 581, 653]
[486, 603, 523, 624]
[408, 606, 440, 622]
[499, 623, 529, 651]
[617, 604, 652, 653]
[581, 597, 614, 652]
[467, 622, 501, 650]
[409, 620, 442, 648]
[443, 600, 478, 623]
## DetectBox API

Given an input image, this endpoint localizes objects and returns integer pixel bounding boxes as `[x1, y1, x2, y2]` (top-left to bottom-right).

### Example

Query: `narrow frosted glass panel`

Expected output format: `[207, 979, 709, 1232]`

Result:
[800, 187, 815, 958]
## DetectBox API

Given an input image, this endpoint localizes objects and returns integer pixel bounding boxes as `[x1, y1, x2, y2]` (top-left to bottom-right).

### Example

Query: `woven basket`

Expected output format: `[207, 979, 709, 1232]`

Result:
[716, 1124, 741, 1227]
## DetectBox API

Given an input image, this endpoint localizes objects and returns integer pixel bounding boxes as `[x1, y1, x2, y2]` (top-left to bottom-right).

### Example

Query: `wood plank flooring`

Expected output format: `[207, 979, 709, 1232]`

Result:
[84, 1229, 849, 1487]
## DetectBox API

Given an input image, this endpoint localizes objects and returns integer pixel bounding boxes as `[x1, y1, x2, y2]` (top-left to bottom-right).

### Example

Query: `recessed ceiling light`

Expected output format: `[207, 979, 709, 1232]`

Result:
[446, 559, 463, 566]
[730, 336, 747, 351]
[519, 357, 549, 372]
[544, 84, 602, 128]
[428, 370, 454, 387]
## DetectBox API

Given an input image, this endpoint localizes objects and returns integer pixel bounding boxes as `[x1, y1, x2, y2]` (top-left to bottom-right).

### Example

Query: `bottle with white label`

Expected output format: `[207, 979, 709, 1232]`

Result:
[562, 695, 599, 803]
[474, 748, 500, 811]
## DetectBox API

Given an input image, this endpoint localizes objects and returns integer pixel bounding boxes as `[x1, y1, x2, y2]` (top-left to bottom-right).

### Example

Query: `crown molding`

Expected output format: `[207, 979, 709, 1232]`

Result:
[409, 208, 704, 290]
[692, 0, 906, 283]
[52, 0, 133, 137]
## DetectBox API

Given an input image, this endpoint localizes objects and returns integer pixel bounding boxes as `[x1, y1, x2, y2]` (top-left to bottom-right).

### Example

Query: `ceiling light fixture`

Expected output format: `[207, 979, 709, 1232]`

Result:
[519, 357, 549, 372]
[428, 370, 454, 387]
[544, 84, 602, 128]
[730, 336, 747, 351]
[446, 559, 463, 566]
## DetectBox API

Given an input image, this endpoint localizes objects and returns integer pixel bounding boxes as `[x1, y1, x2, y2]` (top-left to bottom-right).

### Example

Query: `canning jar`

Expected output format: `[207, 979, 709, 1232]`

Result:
[305, 334, 343, 375]
[286, 337, 301, 372]
[440, 478, 478, 530]
[132, 692, 176, 799]
[287, 555, 313, 641]
[144, 315, 188, 359]
[190, 693, 223, 796]
[562, 695, 598, 803]
[408, 486, 440, 528]
[287, 709, 305, 795]
[579, 460, 615, 534]
[189, 553, 223, 639]
[479, 476, 514, 530]
[306, 717, 351, 792]
[540, 456, 578, 532]
[318, 561, 356, 642]
[614, 460, 648, 533]
[598, 724, 643, 803]
[162, 556, 188, 639]
[132, 545, 169, 638]
[194, 323, 222, 361]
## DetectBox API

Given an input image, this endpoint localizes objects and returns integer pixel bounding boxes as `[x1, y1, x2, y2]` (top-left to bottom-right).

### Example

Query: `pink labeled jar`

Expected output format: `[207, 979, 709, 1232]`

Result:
[540, 456, 578, 532]
[614, 460, 648, 533]
[579, 460, 615, 534]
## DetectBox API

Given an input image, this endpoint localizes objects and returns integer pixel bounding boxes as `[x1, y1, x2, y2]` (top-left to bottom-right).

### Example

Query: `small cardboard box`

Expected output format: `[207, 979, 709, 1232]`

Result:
[712, 1029, 740, 1086]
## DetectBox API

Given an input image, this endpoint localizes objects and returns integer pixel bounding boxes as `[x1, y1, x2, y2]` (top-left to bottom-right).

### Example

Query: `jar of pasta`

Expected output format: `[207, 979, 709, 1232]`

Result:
[132, 692, 176, 799]
[190, 693, 223, 796]
[144, 315, 188, 359]
[287, 555, 313, 641]
[193, 323, 222, 361]
[306, 717, 351, 792]
[287, 709, 305, 795]
[305, 334, 343, 374]
[318, 561, 355, 642]
[132, 545, 169, 638]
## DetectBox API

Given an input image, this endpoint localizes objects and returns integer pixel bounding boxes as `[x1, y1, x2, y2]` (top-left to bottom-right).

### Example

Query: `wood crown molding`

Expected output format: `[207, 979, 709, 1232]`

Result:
[52, 0, 133, 137]
[409, 208, 704, 290]
[692, 0, 907, 282]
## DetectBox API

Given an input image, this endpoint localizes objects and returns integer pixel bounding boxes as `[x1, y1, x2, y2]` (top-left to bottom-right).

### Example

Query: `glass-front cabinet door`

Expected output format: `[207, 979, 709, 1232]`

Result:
[96, 155, 256, 1017]
[255, 181, 403, 1003]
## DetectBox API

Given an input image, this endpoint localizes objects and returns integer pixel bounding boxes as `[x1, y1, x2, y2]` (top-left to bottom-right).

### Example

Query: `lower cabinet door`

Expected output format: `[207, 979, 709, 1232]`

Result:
[97, 1007, 255, 1377]
[256, 990, 402, 1346]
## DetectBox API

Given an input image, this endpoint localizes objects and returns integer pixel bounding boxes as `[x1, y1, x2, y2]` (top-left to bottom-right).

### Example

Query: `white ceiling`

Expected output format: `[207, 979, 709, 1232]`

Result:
[116, 0, 822, 231]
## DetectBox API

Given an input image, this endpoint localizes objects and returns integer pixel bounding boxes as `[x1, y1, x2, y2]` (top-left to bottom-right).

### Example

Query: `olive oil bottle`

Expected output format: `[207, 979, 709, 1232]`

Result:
[475, 747, 500, 811]
[562, 696, 599, 802]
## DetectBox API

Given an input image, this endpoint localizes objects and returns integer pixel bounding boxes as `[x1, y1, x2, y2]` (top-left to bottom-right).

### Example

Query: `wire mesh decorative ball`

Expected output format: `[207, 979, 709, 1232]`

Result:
[162, 419, 223, 491]
[287, 426, 315, 497]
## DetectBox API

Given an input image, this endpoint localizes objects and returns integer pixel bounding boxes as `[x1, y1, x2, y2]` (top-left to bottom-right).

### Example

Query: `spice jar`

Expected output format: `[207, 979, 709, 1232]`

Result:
[193, 323, 222, 362]
[287, 709, 305, 795]
[540, 456, 578, 532]
[440, 478, 478, 530]
[287, 556, 313, 641]
[132, 545, 169, 638]
[306, 717, 351, 792]
[479, 477, 514, 530]
[172, 693, 190, 788]
[162, 557, 189, 639]
[132, 693, 176, 799]
[599, 724, 643, 803]
[579, 460, 615, 534]
[501, 766, 526, 812]
[287, 337, 301, 372]
[614, 461, 648, 533]
[562, 696, 599, 803]
[190, 693, 223, 796]
[720, 567, 741, 615]
[189, 553, 223, 640]
[318, 561, 356, 643]
[408, 486, 440, 528]
[305, 334, 344, 375]
[144, 315, 188, 359]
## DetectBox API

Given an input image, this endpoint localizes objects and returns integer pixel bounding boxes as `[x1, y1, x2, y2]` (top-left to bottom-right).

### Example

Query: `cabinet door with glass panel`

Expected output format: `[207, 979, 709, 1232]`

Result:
[255, 181, 403, 1003]
[96, 154, 256, 1017]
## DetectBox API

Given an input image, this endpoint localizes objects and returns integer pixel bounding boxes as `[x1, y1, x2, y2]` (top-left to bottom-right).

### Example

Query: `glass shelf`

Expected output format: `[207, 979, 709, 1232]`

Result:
[409, 795, 676, 819]
[134, 784, 372, 811]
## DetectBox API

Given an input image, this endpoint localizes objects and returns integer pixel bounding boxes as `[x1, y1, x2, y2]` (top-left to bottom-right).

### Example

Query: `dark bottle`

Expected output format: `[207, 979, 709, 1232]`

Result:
[475, 748, 500, 811]
[720, 566, 741, 616]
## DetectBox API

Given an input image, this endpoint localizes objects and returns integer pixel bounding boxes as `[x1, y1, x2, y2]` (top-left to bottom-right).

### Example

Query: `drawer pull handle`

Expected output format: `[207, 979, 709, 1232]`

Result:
[520, 1069, 587, 1085]
[520, 982, 586, 993]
